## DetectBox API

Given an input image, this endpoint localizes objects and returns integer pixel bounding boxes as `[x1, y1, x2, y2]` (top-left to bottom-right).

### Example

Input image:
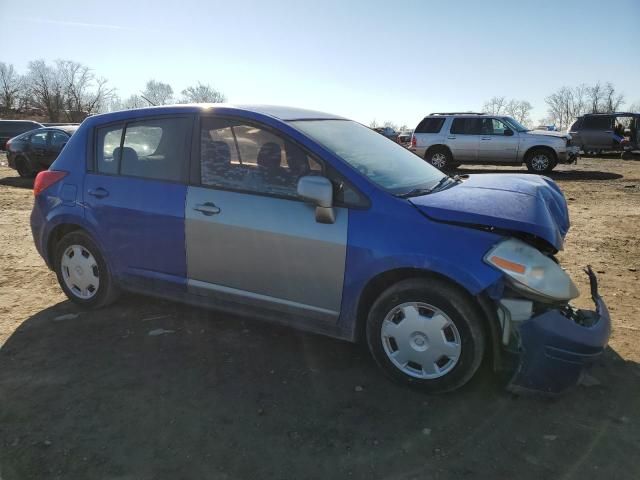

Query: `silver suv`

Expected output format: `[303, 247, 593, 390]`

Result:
[410, 113, 579, 173]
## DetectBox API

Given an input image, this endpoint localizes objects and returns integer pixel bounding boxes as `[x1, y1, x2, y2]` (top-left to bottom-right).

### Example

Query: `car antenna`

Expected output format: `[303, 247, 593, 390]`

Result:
[140, 94, 157, 107]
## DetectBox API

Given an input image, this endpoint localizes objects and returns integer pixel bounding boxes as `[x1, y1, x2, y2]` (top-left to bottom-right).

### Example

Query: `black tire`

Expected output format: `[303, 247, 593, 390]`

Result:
[366, 278, 485, 393]
[15, 156, 36, 178]
[525, 148, 556, 174]
[54, 231, 120, 309]
[425, 147, 453, 171]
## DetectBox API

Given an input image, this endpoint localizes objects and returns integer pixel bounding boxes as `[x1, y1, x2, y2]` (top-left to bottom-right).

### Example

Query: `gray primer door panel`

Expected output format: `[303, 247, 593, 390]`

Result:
[185, 187, 348, 319]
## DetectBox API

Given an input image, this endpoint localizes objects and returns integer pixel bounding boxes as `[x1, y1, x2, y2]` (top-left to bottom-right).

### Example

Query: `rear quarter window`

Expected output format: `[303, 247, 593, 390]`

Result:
[415, 117, 445, 134]
[582, 116, 612, 130]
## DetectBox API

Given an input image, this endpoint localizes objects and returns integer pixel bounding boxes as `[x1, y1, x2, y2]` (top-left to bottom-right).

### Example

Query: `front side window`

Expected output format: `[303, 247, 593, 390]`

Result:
[200, 118, 321, 198]
[51, 131, 69, 147]
[478, 118, 509, 135]
[290, 119, 445, 195]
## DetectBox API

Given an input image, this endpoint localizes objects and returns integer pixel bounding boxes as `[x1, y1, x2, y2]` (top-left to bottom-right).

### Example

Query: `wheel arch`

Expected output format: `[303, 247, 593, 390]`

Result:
[523, 145, 558, 163]
[46, 223, 88, 267]
[354, 267, 501, 368]
[424, 144, 453, 159]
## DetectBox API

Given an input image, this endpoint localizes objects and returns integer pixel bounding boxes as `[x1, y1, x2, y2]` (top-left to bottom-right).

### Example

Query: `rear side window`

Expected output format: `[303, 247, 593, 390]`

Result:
[120, 118, 190, 181]
[582, 116, 612, 130]
[94, 117, 190, 181]
[569, 120, 582, 131]
[450, 118, 481, 135]
[96, 125, 124, 175]
[30, 131, 49, 146]
[415, 117, 445, 133]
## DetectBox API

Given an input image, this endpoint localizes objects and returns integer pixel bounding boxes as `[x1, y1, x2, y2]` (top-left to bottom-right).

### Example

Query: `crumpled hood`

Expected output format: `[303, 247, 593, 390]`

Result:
[528, 130, 570, 140]
[409, 174, 570, 250]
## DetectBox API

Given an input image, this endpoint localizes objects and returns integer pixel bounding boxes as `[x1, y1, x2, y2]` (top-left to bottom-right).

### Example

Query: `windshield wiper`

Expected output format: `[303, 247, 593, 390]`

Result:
[396, 176, 457, 198]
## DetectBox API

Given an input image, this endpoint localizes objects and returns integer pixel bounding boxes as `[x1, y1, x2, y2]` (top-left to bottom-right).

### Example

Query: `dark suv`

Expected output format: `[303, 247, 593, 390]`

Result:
[0, 120, 44, 150]
[569, 112, 640, 154]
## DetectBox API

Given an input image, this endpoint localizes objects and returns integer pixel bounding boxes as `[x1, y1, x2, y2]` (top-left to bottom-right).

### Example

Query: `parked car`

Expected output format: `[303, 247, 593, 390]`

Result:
[410, 113, 579, 173]
[568, 112, 639, 154]
[397, 130, 413, 145]
[373, 126, 399, 142]
[31, 104, 609, 394]
[0, 120, 44, 150]
[6, 125, 78, 177]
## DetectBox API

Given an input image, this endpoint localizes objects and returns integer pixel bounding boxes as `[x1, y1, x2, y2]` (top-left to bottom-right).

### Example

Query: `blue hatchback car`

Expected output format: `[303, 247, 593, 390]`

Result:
[31, 105, 610, 394]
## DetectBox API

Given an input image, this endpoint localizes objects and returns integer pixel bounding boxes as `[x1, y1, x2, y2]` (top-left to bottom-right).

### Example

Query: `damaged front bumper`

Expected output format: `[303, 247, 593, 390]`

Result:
[506, 266, 611, 395]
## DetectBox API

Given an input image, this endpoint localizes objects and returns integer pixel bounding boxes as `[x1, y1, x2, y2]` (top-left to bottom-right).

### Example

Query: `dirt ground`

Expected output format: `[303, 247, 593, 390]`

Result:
[1, 155, 639, 480]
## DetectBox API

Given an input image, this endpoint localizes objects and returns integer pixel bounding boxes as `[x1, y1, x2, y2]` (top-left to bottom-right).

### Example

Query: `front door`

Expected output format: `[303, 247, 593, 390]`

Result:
[476, 118, 519, 162]
[83, 116, 192, 290]
[185, 117, 348, 323]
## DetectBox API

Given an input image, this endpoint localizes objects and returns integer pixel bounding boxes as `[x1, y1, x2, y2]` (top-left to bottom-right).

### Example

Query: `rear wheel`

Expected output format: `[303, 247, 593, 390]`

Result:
[15, 156, 35, 178]
[425, 147, 453, 171]
[366, 278, 485, 393]
[54, 231, 120, 309]
[525, 148, 556, 174]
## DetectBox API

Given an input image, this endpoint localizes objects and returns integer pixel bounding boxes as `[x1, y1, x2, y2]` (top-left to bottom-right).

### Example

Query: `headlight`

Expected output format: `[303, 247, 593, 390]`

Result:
[484, 238, 579, 303]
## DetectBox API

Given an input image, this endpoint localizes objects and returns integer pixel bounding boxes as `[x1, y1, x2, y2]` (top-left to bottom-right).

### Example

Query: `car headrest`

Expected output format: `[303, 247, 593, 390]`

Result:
[112, 146, 139, 164]
[257, 142, 282, 169]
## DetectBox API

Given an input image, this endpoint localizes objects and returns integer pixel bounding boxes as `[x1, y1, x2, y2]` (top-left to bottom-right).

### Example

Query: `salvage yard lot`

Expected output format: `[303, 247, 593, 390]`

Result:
[1, 155, 639, 479]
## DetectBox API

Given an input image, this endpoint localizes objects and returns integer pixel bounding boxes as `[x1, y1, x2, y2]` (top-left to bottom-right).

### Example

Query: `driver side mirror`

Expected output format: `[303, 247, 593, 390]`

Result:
[297, 175, 335, 224]
[504, 129, 514, 136]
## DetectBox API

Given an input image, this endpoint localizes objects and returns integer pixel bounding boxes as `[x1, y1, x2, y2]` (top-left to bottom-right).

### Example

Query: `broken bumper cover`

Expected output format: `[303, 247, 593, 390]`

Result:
[507, 267, 611, 395]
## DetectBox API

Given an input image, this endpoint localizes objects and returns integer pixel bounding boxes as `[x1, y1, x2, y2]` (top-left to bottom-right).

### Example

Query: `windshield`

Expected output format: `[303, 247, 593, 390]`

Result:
[290, 119, 445, 194]
[502, 116, 529, 132]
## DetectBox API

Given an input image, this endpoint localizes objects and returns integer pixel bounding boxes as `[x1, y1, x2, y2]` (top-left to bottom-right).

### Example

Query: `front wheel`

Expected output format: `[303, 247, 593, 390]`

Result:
[525, 148, 556, 174]
[54, 231, 120, 309]
[366, 279, 485, 393]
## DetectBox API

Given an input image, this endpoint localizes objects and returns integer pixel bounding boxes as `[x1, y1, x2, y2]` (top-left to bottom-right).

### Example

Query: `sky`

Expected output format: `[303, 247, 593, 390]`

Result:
[1, 0, 638, 127]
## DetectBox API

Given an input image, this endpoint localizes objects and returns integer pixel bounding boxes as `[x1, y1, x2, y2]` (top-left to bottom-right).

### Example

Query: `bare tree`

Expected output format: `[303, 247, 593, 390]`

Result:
[369, 119, 379, 128]
[141, 80, 173, 106]
[504, 100, 533, 126]
[629, 101, 640, 113]
[483, 96, 507, 115]
[123, 94, 146, 110]
[27, 60, 65, 122]
[382, 120, 398, 131]
[545, 84, 593, 130]
[57, 60, 114, 120]
[180, 82, 225, 103]
[0, 63, 24, 111]
[602, 82, 624, 113]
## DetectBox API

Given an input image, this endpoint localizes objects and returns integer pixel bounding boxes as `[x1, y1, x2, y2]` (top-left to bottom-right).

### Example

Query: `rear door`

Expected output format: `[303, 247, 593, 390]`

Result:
[83, 115, 193, 291]
[476, 118, 519, 162]
[446, 118, 480, 161]
[185, 116, 349, 323]
[581, 115, 614, 149]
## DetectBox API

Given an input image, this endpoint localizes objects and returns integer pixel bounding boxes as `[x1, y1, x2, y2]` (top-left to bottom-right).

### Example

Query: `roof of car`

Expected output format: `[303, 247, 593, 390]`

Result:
[0, 119, 43, 124]
[90, 104, 345, 123]
[48, 125, 79, 134]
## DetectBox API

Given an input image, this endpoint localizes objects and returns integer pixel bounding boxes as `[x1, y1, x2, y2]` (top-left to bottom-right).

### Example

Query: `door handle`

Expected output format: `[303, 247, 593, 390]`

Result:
[193, 202, 221, 216]
[87, 187, 109, 198]
[447, 136, 456, 139]
[481, 137, 492, 140]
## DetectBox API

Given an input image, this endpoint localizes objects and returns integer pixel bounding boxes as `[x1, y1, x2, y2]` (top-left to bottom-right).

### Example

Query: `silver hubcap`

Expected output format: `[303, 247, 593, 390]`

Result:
[531, 154, 550, 171]
[381, 302, 461, 379]
[60, 245, 100, 299]
[430, 153, 447, 169]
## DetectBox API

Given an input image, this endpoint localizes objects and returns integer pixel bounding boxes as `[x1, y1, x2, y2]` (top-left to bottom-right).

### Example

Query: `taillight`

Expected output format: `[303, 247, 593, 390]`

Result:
[411, 135, 416, 147]
[33, 170, 67, 196]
